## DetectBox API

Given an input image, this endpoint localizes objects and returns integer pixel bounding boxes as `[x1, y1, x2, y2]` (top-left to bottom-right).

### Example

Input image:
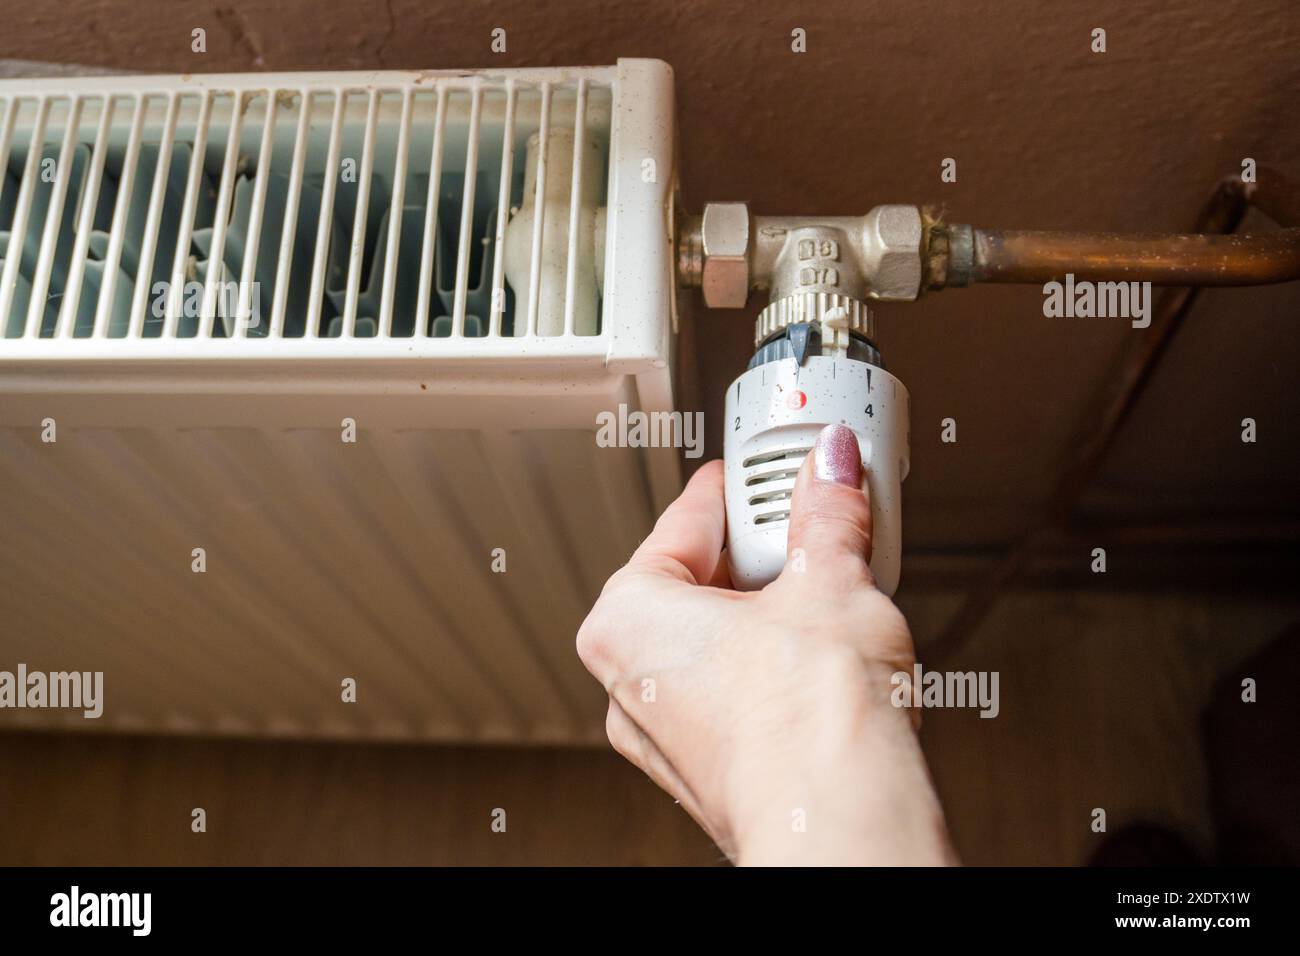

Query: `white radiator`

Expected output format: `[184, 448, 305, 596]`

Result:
[0, 59, 680, 744]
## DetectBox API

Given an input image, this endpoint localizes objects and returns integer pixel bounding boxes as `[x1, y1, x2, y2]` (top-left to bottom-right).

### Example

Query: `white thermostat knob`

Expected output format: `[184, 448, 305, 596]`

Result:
[724, 322, 909, 594]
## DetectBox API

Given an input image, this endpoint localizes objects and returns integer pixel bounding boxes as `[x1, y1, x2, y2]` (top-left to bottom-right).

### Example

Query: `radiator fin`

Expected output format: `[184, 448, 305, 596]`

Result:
[0, 76, 611, 344]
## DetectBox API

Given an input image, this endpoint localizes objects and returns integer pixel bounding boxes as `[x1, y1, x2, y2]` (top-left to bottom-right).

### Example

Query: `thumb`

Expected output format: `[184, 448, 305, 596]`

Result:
[781, 424, 876, 588]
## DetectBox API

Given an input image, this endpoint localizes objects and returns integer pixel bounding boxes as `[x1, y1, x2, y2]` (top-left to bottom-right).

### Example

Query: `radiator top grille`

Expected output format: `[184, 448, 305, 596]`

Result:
[0, 72, 613, 347]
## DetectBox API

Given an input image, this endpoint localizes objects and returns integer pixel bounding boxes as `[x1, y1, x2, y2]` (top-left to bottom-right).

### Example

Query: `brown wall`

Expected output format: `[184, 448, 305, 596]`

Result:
[3, 589, 1295, 866]
[0, 733, 721, 865]
[6, 0, 1295, 549]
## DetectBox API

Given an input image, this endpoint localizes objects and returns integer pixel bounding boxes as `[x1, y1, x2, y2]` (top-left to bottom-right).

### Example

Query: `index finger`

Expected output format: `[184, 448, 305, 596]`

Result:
[624, 459, 727, 585]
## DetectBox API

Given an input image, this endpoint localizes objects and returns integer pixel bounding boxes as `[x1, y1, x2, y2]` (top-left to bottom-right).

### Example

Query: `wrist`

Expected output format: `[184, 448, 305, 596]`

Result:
[722, 652, 952, 865]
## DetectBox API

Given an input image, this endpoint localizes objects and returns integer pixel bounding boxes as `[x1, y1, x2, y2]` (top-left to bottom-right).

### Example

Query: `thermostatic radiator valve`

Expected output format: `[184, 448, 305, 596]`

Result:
[684, 167, 1300, 593]
[683, 203, 919, 594]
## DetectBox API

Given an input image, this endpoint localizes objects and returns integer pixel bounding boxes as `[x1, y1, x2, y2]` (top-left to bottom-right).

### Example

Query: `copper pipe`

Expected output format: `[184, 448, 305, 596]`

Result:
[969, 226, 1300, 285]
[932, 172, 1300, 288]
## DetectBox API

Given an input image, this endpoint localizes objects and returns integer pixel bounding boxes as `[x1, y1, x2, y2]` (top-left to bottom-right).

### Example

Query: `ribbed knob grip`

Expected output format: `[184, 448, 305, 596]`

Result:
[754, 292, 875, 347]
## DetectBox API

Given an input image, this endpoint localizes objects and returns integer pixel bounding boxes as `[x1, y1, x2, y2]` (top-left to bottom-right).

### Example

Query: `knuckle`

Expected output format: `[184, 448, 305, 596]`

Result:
[630, 552, 689, 582]
[599, 563, 635, 597]
[802, 506, 872, 552]
[603, 703, 625, 752]
[575, 612, 610, 672]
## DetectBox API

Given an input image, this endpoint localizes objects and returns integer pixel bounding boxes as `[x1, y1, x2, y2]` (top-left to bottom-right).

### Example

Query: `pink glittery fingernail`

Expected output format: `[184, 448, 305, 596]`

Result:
[813, 424, 862, 486]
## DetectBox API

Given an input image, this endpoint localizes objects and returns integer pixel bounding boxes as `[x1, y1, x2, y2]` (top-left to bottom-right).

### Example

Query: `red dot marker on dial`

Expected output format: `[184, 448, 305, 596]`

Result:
[786, 390, 808, 410]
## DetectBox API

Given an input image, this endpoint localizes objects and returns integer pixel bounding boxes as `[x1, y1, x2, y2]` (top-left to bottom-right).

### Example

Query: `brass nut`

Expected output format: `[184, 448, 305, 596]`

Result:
[701, 202, 751, 308]
[864, 205, 923, 300]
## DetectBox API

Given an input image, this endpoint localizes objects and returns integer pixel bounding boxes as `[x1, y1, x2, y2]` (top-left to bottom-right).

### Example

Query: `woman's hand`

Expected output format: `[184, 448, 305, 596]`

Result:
[576, 424, 957, 865]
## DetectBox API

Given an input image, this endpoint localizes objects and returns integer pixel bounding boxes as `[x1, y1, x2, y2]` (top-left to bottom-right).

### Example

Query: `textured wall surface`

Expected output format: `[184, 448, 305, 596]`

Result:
[2, 0, 1296, 554]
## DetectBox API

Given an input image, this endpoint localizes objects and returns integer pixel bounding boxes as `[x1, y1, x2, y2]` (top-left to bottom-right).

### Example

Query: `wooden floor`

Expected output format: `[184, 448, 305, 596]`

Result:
[1, 588, 1295, 866]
